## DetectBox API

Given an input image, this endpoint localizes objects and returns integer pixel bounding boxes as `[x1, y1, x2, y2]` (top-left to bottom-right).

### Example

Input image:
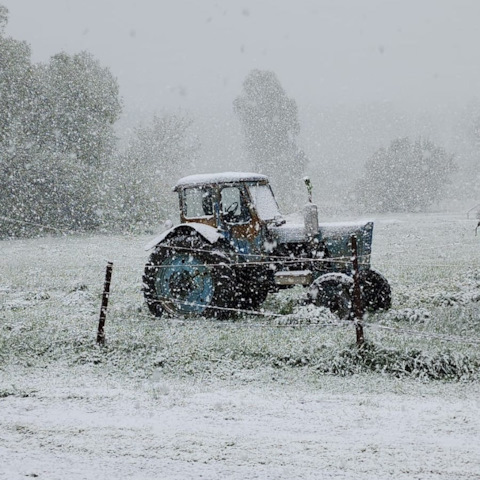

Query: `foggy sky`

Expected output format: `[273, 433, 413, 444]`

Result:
[3, 0, 480, 122]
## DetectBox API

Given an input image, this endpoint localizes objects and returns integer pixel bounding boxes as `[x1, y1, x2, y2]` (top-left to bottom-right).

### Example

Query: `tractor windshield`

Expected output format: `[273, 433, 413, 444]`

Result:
[248, 184, 281, 221]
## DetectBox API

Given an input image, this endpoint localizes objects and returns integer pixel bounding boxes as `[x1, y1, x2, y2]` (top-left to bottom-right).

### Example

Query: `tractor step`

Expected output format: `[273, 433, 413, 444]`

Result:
[274, 270, 313, 286]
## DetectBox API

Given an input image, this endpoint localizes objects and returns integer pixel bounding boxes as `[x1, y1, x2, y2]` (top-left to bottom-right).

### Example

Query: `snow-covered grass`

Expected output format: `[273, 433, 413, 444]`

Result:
[1, 212, 480, 479]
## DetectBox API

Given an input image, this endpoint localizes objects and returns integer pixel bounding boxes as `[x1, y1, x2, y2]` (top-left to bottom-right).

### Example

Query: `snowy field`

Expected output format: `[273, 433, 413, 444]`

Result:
[1, 212, 480, 479]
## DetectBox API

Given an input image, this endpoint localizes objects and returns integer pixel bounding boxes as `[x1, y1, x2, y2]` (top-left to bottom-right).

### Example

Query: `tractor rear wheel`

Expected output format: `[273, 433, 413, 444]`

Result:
[308, 272, 353, 319]
[233, 267, 271, 311]
[143, 234, 235, 318]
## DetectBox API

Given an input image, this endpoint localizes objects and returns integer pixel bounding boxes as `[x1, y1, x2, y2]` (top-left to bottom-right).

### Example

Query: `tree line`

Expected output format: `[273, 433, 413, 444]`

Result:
[0, 6, 200, 236]
[0, 5, 460, 238]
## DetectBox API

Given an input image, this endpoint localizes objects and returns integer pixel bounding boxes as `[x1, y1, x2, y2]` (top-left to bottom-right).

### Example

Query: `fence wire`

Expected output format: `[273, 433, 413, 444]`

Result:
[0, 215, 66, 233]
[148, 243, 359, 268]
[3, 214, 480, 347]
[106, 281, 480, 347]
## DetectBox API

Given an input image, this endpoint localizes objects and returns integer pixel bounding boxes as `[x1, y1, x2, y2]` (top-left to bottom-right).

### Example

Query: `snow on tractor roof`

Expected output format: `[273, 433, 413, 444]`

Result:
[174, 172, 268, 190]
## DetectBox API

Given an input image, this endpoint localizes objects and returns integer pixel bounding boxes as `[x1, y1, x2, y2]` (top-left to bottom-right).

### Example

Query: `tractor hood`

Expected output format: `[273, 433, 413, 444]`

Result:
[268, 213, 374, 267]
[317, 220, 374, 262]
[269, 217, 373, 243]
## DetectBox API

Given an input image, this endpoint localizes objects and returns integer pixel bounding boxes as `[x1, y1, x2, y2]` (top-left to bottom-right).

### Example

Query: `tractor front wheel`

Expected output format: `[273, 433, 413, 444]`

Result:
[359, 269, 391, 312]
[308, 273, 353, 319]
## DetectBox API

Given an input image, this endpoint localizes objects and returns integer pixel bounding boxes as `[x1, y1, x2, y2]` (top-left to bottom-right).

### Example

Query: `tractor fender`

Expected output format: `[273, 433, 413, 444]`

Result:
[144, 223, 223, 251]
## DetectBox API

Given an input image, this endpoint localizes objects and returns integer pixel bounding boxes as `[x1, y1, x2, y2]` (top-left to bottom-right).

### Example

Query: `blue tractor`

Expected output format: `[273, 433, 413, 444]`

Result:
[143, 172, 390, 318]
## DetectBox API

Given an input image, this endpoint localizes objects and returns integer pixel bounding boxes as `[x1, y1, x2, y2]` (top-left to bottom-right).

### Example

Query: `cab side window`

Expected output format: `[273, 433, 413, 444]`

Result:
[220, 186, 250, 223]
[183, 187, 214, 218]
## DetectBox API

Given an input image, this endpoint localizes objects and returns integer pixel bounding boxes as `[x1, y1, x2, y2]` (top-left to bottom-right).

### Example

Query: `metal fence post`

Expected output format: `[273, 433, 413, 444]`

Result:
[97, 262, 113, 345]
[350, 235, 365, 348]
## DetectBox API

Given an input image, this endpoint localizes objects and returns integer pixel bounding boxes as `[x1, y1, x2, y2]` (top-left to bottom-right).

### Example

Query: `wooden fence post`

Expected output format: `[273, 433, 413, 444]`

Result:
[350, 235, 365, 348]
[97, 262, 113, 345]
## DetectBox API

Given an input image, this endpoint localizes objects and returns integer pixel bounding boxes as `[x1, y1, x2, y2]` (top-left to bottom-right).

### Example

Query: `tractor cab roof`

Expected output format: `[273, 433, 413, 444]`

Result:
[174, 172, 268, 191]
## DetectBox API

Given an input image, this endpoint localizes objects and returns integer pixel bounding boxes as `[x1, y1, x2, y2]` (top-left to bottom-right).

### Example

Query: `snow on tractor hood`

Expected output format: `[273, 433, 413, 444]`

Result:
[318, 220, 374, 235]
[144, 223, 222, 251]
[269, 211, 373, 244]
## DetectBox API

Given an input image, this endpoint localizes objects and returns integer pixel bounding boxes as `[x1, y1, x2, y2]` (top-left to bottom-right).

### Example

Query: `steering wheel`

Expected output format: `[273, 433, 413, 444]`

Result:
[226, 201, 238, 214]
[223, 201, 239, 222]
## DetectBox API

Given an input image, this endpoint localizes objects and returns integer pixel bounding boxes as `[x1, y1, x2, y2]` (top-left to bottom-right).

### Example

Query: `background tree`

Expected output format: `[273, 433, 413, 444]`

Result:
[0, 6, 122, 236]
[0, 6, 35, 148]
[35, 51, 121, 165]
[0, 5, 6, 31]
[444, 99, 480, 201]
[463, 98, 480, 151]
[233, 69, 308, 209]
[355, 137, 457, 213]
[0, 147, 99, 236]
[102, 113, 200, 231]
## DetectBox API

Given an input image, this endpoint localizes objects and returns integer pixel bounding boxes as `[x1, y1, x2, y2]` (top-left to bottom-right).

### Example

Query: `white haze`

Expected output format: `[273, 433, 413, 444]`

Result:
[5, 0, 480, 112]
[3, 0, 480, 202]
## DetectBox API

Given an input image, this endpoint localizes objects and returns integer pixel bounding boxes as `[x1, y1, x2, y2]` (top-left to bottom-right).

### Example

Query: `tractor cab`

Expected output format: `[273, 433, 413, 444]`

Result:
[174, 172, 281, 257]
